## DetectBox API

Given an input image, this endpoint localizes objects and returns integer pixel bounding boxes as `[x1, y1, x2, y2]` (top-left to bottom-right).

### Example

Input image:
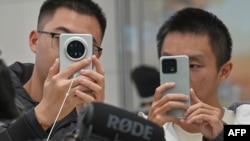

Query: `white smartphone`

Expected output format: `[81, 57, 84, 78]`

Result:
[59, 33, 93, 77]
[160, 55, 190, 118]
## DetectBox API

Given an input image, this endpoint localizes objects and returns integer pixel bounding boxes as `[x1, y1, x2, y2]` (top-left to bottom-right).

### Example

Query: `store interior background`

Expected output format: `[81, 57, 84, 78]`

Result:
[1, 0, 249, 112]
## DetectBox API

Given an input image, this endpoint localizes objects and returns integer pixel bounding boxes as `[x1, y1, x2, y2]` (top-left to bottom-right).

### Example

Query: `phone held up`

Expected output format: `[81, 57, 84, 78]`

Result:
[160, 55, 190, 118]
[59, 33, 93, 78]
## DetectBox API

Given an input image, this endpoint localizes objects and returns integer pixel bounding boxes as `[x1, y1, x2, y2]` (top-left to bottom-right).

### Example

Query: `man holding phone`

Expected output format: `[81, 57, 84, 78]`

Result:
[0, 0, 106, 140]
[147, 7, 250, 141]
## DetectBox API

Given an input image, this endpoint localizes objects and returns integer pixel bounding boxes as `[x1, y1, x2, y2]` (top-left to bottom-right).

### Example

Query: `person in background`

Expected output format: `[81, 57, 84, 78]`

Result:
[0, 0, 106, 140]
[147, 7, 250, 141]
[0, 51, 19, 133]
[131, 65, 160, 115]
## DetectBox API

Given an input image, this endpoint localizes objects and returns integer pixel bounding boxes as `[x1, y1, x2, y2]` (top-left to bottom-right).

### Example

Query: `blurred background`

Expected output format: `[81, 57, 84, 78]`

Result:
[0, 0, 249, 112]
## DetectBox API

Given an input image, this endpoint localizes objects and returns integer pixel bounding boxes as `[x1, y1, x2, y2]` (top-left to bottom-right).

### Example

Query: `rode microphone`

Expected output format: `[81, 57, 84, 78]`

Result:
[75, 102, 165, 141]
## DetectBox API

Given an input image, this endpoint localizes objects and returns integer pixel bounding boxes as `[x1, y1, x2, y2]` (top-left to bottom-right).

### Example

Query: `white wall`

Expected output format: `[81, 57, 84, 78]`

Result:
[0, 0, 120, 107]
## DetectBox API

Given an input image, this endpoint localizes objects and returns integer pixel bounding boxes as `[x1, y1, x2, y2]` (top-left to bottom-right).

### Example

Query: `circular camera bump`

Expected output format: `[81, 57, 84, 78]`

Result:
[65, 37, 87, 61]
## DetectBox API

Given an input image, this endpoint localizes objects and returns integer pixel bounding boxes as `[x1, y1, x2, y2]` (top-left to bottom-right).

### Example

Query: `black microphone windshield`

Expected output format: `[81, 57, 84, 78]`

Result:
[76, 102, 165, 141]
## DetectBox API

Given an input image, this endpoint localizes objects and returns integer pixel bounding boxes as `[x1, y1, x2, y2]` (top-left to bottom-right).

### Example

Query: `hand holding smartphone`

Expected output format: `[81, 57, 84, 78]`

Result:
[160, 55, 190, 118]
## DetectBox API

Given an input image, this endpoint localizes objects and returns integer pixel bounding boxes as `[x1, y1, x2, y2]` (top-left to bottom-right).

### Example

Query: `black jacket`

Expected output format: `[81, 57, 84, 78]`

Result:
[0, 62, 77, 141]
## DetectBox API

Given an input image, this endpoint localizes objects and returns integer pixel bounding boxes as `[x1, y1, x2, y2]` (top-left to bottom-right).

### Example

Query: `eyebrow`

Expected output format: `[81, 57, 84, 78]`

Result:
[162, 52, 204, 61]
[162, 52, 172, 56]
[54, 26, 71, 33]
[189, 54, 205, 62]
[54, 26, 98, 45]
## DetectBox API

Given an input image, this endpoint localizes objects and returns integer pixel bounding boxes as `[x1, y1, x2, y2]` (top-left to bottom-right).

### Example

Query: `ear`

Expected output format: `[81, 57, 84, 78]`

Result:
[218, 61, 233, 83]
[29, 30, 39, 53]
[96, 51, 102, 59]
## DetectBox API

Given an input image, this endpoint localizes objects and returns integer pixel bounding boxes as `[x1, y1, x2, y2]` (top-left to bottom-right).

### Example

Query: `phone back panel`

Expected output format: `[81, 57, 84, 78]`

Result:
[59, 34, 93, 77]
[160, 55, 190, 118]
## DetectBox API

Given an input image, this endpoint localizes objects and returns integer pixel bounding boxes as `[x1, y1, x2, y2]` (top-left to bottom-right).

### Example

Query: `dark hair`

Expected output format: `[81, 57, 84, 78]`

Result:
[0, 59, 19, 120]
[37, 0, 107, 39]
[157, 7, 232, 70]
[131, 65, 160, 99]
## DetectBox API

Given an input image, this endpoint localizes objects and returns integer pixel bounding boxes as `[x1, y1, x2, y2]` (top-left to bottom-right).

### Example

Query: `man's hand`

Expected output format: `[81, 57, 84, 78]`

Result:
[148, 82, 189, 126]
[35, 55, 105, 130]
[181, 89, 224, 139]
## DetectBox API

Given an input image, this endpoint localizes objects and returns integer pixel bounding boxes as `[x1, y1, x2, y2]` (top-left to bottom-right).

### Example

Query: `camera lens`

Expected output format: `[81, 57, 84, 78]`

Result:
[66, 40, 86, 59]
[162, 59, 177, 73]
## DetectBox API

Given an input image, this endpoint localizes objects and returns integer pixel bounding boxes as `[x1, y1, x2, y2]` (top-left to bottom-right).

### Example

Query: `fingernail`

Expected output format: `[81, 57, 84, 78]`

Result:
[166, 82, 175, 86]
[79, 78, 85, 83]
[85, 58, 91, 63]
[169, 82, 175, 85]
[81, 69, 86, 74]
[53, 58, 58, 66]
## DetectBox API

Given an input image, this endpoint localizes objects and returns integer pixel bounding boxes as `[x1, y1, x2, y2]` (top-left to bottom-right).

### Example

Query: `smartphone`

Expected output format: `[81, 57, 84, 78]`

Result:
[160, 55, 190, 118]
[59, 33, 93, 77]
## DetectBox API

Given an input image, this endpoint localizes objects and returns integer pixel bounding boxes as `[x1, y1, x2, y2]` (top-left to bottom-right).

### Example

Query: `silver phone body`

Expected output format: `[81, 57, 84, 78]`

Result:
[160, 55, 190, 118]
[59, 34, 93, 77]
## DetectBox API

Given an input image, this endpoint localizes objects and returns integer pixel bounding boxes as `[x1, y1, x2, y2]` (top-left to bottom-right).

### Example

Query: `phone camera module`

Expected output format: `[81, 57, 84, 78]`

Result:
[65, 39, 87, 61]
[67, 40, 85, 59]
[162, 59, 177, 73]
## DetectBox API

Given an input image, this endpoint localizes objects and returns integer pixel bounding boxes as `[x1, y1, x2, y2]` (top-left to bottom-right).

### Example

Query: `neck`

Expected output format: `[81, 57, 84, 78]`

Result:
[23, 69, 44, 102]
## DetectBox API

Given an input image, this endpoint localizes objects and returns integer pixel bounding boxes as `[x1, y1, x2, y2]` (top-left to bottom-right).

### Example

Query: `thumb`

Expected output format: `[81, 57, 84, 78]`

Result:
[46, 58, 59, 81]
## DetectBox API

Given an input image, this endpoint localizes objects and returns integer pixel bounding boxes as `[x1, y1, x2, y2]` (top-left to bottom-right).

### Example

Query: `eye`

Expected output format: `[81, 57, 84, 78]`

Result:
[53, 34, 60, 40]
[190, 64, 200, 69]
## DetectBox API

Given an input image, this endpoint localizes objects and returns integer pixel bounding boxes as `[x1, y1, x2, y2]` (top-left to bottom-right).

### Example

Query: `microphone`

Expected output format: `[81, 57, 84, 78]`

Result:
[75, 102, 165, 141]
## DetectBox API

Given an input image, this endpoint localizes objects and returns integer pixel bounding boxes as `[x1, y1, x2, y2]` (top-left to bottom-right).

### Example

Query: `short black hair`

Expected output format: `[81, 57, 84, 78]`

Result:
[131, 65, 160, 99]
[157, 7, 232, 70]
[38, 0, 107, 39]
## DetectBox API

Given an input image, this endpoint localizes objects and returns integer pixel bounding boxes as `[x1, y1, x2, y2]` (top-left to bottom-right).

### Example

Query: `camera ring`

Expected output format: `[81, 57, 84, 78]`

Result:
[64, 36, 88, 61]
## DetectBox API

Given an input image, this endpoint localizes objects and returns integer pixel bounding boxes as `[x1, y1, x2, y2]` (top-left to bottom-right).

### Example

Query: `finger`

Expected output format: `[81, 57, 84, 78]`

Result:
[92, 55, 104, 75]
[59, 58, 91, 78]
[153, 92, 189, 109]
[46, 58, 59, 81]
[71, 81, 90, 93]
[159, 101, 188, 114]
[186, 107, 218, 121]
[186, 113, 219, 125]
[80, 69, 104, 87]
[153, 82, 175, 102]
[148, 102, 182, 126]
[75, 89, 95, 103]
[78, 78, 104, 101]
[149, 99, 188, 125]
[185, 103, 219, 118]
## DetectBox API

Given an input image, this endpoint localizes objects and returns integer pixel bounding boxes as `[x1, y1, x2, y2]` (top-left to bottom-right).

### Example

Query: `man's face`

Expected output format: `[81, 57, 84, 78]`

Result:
[32, 7, 102, 81]
[161, 32, 221, 104]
